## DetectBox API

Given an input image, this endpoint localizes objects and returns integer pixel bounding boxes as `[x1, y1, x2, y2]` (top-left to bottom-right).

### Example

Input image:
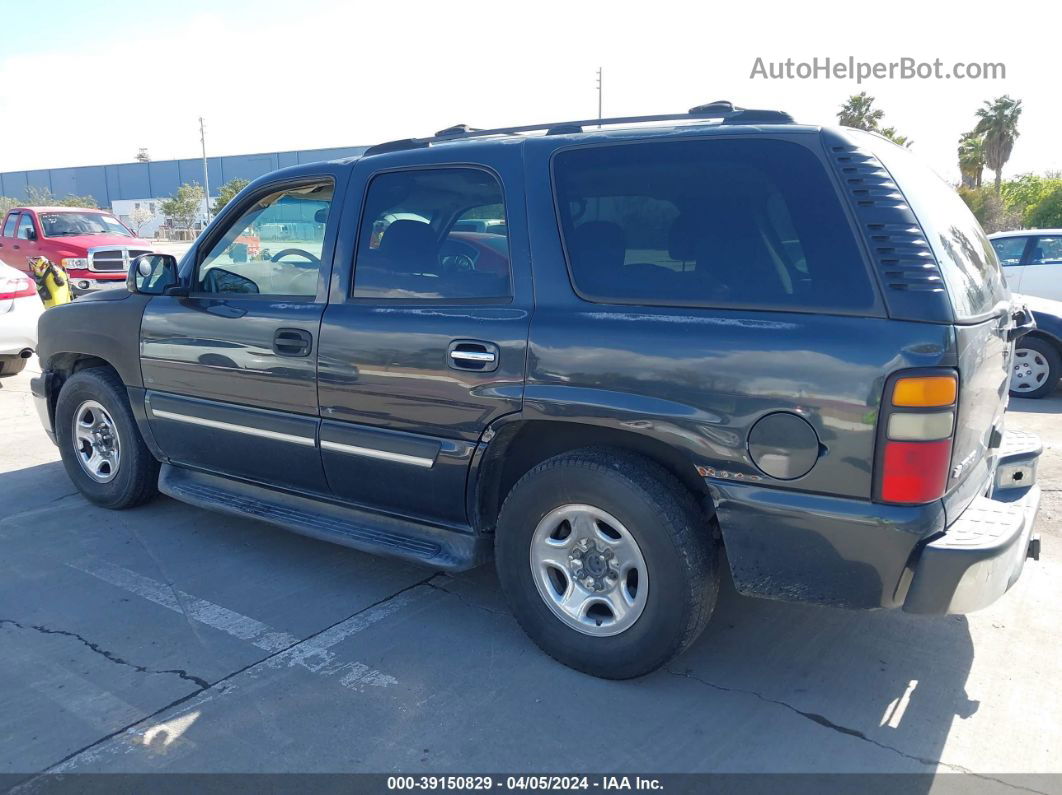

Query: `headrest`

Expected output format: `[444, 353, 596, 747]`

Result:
[378, 219, 436, 263]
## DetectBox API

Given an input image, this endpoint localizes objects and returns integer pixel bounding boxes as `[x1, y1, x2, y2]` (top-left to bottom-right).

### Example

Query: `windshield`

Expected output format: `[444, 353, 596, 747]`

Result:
[39, 212, 133, 238]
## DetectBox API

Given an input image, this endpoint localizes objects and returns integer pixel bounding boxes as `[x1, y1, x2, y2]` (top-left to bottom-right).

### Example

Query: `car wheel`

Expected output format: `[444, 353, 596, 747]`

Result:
[1010, 337, 1061, 399]
[55, 367, 160, 509]
[0, 355, 27, 377]
[495, 448, 719, 679]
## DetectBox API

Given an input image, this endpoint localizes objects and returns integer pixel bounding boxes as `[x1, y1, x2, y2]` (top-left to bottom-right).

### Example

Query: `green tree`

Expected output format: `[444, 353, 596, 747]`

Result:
[212, 178, 250, 216]
[974, 95, 1023, 193]
[837, 92, 884, 130]
[1027, 186, 1062, 228]
[957, 186, 1022, 233]
[161, 182, 206, 232]
[22, 185, 98, 208]
[837, 92, 911, 147]
[958, 132, 986, 188]
[1001, 173, 1062, 224]
[880, 126, 914, 148]
[0, 196, 19, 215]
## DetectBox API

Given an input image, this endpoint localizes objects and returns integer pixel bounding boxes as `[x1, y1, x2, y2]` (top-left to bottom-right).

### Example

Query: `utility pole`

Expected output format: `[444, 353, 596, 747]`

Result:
[199, 116, 211, 225]
[596, 67, 603, 125]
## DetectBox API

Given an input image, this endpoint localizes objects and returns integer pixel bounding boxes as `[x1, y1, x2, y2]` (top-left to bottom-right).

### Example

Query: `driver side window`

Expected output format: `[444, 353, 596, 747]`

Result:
[197, 180, 333, 297]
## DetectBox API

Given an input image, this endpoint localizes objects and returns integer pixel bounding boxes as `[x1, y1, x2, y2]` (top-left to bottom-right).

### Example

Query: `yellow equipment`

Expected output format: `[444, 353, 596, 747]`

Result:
[29, 257, 72, 308]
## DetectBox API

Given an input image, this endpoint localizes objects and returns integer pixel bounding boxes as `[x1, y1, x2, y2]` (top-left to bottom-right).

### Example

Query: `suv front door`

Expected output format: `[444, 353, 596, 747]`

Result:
[317, 154, 531, 526]
[140, 174, 342, 492]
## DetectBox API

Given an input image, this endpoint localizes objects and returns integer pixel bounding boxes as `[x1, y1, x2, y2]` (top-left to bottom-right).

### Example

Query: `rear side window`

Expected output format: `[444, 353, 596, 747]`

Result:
[552, 138, 876, 312]
[856, 131, 1009, 321]
[353, 168, 511, 301]
[1032, 236, 1062, 265]
[991, 236, 1029, 266]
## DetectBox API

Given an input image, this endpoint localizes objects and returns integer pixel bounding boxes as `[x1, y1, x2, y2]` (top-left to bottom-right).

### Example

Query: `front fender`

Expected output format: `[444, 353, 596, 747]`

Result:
[37, 291, 150, 387]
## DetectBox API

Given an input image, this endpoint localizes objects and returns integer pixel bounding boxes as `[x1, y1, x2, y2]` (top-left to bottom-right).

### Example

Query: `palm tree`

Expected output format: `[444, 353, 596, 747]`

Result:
[957, 132, 986, 188]
[881, 127, 914, 149]
[838, 93, 912, 147]
[838, 92, 884, 131]
[974, 95, 1023, 193]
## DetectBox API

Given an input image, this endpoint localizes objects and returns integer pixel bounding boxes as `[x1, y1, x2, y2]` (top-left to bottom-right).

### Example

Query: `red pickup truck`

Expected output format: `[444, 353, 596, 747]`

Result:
[0, 206, 156, 294]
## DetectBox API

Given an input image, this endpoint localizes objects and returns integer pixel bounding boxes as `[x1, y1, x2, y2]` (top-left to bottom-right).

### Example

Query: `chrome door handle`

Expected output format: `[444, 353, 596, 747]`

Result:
[449, 350, 496, 363]
[447, 340, 500, 372]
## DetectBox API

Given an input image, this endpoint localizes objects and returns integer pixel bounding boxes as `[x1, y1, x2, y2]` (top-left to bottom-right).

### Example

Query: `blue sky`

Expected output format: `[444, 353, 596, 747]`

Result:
[1, 0, 1059, 184]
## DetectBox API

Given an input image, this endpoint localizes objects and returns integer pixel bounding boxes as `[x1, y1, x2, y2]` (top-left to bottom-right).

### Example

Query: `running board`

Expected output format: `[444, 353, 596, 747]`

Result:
[158, 464, 488, 571]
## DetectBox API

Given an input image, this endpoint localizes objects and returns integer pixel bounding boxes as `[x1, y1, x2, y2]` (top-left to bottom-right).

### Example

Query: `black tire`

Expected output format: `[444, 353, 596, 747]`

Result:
[1010, 336, 1061, 399]
[55, 367, 160, 509]
[495, 448, 719, 679]
[0, 356, 27, 377]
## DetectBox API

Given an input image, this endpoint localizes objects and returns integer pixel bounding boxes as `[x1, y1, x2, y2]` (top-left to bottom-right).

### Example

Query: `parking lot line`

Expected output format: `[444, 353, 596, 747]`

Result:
[67, 559, 301, 652]
[5, 642, 144, 735]
[42, 584, 430, 775]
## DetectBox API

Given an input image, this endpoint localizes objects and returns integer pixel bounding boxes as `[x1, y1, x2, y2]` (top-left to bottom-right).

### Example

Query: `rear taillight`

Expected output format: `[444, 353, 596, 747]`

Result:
[0, 275, 36, 300]
[877, 371, 958, 505]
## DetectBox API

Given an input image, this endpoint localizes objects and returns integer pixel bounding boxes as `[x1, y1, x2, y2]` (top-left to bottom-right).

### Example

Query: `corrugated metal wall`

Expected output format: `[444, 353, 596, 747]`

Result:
[0, 146, 367, 205]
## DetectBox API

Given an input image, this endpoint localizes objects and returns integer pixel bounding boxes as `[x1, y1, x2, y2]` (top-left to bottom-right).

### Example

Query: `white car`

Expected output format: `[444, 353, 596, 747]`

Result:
[0, 261, 42, 377]
[990, 229, 1062, 301]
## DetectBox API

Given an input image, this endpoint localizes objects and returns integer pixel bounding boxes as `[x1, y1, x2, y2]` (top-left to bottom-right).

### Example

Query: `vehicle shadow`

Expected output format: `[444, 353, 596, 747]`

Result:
[1009, 392, 1062, 415]
[662, 563, 978, 773]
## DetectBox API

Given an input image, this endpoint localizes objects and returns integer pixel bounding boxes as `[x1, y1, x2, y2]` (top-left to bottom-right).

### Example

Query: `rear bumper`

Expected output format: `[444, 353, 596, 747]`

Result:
[903, 431, 1042, 615]
[0, 295, 42, 355]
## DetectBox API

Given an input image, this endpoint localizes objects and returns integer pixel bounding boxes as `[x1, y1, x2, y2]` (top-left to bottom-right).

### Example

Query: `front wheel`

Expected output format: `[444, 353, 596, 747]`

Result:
[55, 367, 160, 509]
[495, 449, 719, 679]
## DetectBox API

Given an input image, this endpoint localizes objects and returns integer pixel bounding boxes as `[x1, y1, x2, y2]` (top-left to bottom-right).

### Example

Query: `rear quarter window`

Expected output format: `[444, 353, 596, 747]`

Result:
[853, 131, 1009, 321]
[551, 138, 877, 313]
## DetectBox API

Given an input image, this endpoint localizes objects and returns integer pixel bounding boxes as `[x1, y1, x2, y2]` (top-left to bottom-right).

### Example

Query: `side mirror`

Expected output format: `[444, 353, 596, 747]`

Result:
[128, 253, 180, 295]
[24, 228, 37, 241]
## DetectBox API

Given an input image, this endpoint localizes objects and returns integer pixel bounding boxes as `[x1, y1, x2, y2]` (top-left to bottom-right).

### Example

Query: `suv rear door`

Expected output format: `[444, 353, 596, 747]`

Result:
[140, 172, 343, 492]
[316, 147, 531, 526]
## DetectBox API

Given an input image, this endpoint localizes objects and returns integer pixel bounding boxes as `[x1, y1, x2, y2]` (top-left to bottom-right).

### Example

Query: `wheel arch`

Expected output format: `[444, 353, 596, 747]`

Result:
[470, 416, 714, 533]
[1021, 329, 1062, 355]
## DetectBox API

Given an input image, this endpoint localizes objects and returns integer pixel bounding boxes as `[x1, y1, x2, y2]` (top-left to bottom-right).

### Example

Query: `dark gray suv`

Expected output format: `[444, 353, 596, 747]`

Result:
[31, 102, 1043, 679]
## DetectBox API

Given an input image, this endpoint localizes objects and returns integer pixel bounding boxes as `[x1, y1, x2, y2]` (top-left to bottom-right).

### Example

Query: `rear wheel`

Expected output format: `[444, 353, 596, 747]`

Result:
[55, 368, 160, 509]
[1010, 337, 1061, 399]
[495, 448, 719, 679]
[0, 355, 27, 377]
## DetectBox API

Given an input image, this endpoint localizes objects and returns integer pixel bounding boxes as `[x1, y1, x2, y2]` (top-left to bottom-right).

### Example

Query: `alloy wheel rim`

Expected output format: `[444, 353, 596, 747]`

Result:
[72, 400, 121, 483]
[1012, 348, 1050, 392]
[529, 504, 649, 637]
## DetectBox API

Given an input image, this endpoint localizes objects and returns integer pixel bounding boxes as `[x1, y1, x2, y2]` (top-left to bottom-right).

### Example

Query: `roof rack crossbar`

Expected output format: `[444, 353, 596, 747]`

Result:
[363, 103, 793, 156]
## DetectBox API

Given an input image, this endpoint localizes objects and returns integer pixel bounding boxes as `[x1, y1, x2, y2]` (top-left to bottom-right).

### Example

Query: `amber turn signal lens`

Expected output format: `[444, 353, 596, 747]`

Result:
[892, 375, 957, 407]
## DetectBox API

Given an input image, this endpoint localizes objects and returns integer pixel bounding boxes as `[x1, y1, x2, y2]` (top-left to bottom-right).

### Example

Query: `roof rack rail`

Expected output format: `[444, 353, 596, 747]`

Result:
[362, 101, 794, 156]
